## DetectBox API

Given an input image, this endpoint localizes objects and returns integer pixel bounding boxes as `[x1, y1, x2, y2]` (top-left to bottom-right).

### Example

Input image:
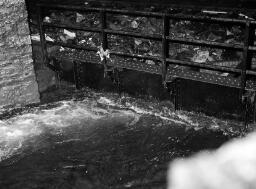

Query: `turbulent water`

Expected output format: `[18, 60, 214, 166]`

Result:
[0, 97, 136, 161]
[0, 92, 244, 188]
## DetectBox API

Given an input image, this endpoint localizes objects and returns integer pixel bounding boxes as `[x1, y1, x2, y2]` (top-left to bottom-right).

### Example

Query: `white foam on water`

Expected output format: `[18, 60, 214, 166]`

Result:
[176, 113, 199, 127]
[97, 97, 199, 126]
[0, 95, 220, 162]
[0, 98, 139, 162]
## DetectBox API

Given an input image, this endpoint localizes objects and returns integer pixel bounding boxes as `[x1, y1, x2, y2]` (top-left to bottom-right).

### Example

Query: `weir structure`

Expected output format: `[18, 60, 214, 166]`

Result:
[35, 1, 256, 125]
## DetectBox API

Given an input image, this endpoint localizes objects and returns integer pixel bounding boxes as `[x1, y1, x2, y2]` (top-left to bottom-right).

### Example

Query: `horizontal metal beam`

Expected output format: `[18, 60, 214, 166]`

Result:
[37, 2, 256, 93]
[166, 58, 243, 74]
[37, 3, 102, 12]
[46, 41, 161, 60]
[50, 49, 256, 90]
[52, 49, 162, 74]
[53, 49, 101, 63]
[166, 67, 256, 91]
[46, 41, 98, 52]
[249, 46, 256, 52]
[108, 55, 162, 74]
[38, 3, 250, 25]
[110, 51, 161, 61]
[44, 23, 162, 40]
[46, 42, 256, 76]
[167, 36, 244, 50]
[43, 23, 101, 33]
[105, 29, 162, 40]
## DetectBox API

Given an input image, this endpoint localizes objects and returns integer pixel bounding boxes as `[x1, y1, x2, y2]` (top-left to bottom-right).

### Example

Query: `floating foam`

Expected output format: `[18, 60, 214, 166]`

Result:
[0, 98, 138, 162]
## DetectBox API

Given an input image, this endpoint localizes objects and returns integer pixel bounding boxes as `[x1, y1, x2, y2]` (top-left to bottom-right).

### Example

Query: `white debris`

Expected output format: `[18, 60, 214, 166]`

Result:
[60, 35, 67, 43]
[45, 35, 54, 42]
[220, 73, 229, 77]
[30, 34, 54, 42]
[239, 13, 254, 20]
[135, 39, 142, 46]
[78, 39, 86, 44]
[97, 46, 110, 61]
[146, 60, 155, 65]
[63, 29, 76, 39]
[31, 34, 40, 41]
[227, 30, 233, 36]
[202, 10, 227, 15]
[76, 13, 85, 23]
[43, 16, 51, 23]
[191, 50, 210, 63]
[60, 47, 65, 52]
[131, 20, 139, 29]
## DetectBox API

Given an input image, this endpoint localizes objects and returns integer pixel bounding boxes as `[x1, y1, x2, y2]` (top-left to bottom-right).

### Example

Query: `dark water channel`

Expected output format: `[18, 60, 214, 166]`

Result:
[0, 91, 239, 189]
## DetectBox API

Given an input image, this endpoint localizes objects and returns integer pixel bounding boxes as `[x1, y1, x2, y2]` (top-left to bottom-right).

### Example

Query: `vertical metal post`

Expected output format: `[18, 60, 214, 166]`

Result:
[73, 61, 82, 89]
[165, 16, 180, 110]
[100, 9, 108, 75]
[174, 79, 181, 111]
[37, 5, 49, 65]
[162, 14, 169, 86]
[240, 22, 252, 98]
[240, 21, 254, 126]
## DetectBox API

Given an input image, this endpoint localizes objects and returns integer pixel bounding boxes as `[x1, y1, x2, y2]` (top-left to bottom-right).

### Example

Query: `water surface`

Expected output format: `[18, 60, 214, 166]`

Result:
[0, 92, 241, 188]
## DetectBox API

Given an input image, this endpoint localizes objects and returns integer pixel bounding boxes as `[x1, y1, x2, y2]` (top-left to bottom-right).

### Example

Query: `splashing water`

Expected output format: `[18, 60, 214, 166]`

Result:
[0, 93, 244, 163]
[0, 98, 140, 162]
[0, 92, 242, 189]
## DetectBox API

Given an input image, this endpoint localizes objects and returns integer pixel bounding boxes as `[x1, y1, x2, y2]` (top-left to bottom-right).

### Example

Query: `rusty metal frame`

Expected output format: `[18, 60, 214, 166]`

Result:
[36, 3, 256, 123]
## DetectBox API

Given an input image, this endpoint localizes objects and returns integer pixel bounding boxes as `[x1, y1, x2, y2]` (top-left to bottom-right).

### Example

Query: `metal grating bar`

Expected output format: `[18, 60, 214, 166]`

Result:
[44, 22, 249, 51]
[167, 36, 244, 51]
[52, 50, 162, 74]
[162, 14, 169, 84]
[37, 3, 249, 25]
[46, 41, 98, 52]
[52, 50, 101, 64]
[101, 9, 108, 72]
[166, 67, 256, 91]
[166, 58, 243, 74]
[249, 46, 256, 52]
[108, 56, 162, 74]
[105, 29, 162, 40]
[37, 3, 256, 93]
[109, 51, 161, 61]
[240, 22, 253, 98]
[43, 23, 101, 33]
[37, 6, 49, 65]
[44, 22, 162, 40]
[50, 49, 256, 91]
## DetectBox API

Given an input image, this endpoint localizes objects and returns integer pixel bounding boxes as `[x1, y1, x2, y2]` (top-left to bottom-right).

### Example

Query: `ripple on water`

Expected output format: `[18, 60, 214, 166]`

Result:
[0, 98, 140, 162]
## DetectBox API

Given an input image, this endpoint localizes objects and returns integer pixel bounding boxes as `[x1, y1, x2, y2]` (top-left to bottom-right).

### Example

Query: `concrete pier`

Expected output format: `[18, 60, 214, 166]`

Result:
[0, 0, 40, 107]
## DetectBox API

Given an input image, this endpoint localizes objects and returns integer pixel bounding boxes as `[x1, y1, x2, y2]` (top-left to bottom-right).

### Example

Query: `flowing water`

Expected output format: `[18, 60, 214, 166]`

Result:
[0, 90, 244, 189]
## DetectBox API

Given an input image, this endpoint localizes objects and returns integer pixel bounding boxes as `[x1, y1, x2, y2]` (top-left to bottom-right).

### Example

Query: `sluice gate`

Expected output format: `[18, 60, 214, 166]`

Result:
[34, 1, 256, 125]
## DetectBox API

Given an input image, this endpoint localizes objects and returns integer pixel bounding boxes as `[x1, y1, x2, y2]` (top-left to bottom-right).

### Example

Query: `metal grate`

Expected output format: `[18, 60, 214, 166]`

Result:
[38, 4, 256, 93]
[166, 67, 256, 90]
[36, 3, 256, 99]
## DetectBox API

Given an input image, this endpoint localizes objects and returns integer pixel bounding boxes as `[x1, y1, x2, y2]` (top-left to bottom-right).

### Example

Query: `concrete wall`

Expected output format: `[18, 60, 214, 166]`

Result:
[0, 0, 40, 107]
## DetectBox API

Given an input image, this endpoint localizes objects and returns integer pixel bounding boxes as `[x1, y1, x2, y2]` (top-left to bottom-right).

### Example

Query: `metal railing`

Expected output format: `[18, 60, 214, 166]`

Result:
[36, 3, 256, 97]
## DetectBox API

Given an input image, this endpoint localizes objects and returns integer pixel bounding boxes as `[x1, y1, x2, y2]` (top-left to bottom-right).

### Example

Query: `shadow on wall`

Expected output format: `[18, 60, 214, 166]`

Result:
[168, 132, 256, 189]
[31, 43, 59, 93]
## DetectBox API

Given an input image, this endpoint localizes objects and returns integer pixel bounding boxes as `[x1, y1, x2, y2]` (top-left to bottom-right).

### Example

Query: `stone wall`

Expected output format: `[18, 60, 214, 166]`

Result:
[0, 0, 40, 107]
